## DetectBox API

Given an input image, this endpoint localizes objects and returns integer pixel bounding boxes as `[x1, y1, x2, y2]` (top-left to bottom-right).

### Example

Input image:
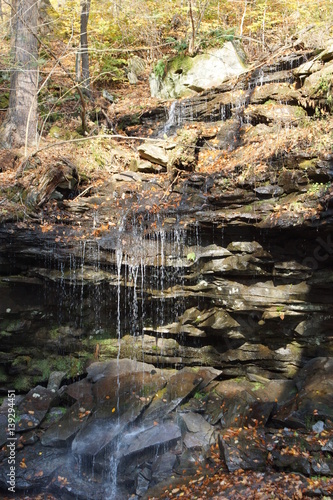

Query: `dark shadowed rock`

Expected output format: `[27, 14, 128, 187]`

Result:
[179, 411, 215, 450]
[41, 401, 91, 447]
[142, 369, 204, 426]
[47, 463, 109, 500]
[295, 357, 333, 424]
[39, 407, 68, 430]
[64, 378, 94, 407]
[117, 422, 181, 466]
[271, 449, 311, 475]
[0, 442, 69, 491]
[136, 466, 152, 496]
[174, 448, 207, 476]
[220, 428, 268, 472]
[71, 370, 167, 462]
[322, 438, 333, 452]
[183, 366, 222, 390]
[92, 370, 167, 408]
[249, 378, 297, 404]
[71, 406, 139, 460]
[311, 458, 333, 475]
[16, 386, 57, 431]
[151, 452, 177, 485]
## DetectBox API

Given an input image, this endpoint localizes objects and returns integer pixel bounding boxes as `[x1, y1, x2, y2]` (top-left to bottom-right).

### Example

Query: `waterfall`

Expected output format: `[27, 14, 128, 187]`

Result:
[161, 100, 178, 136]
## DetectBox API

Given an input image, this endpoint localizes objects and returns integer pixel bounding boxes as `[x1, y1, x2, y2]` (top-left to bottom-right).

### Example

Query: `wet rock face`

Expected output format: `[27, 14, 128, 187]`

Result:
[0, 220, 332, 389]
[1, 358, 333, 499]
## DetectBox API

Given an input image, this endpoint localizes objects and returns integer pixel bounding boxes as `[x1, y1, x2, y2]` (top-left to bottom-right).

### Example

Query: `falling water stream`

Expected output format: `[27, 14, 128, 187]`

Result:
[84, 222, 191, 498]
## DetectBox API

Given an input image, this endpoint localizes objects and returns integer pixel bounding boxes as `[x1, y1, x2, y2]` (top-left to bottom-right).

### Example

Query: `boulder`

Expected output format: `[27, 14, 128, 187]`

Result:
[301, 61, 333, 100]
[71, 399, 146, 460]
[117, 422, 181, 467]
[142, 369, 204, 426]
[243, 103, 307, 126]
[167, 128, 199, 175]
[150, 43, 246, 99]
[138, 143, 169, 167]
[250, 82, 302, 104]
[179, 411, 215, 450]
[127, 56, 145, 84]
[25, 159, 78, 208]
[151, 452, 177, 485]
[41, 401, 91, 447]
[219, 428, 268, 472]
[0, 442, 69, 491]
[71, 369, 167, 461]
[271, 449, 311, 475]
[295, 357, 333, 424]
[16, 386, 57, 431]
[47, 371, 66, 392]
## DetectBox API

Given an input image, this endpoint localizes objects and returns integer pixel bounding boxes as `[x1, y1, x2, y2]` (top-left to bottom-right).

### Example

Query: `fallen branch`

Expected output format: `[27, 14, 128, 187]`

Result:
[101, 109, 113, 130]
[74, 185, 94, 199]
[161, 171, 182, 200]
[34, 133, 165, 153]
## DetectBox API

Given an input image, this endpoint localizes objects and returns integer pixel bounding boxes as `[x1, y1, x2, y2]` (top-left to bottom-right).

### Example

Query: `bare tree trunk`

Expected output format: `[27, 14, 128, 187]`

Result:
[0, 0, 39, 149]
[80, 0, 91, 97]
[187, 0, 210, 56]
[240, 0, 247, 37]
[76, 46, 82, 82]
[38, 0, 56, 34]
[188, 0, 196, 56]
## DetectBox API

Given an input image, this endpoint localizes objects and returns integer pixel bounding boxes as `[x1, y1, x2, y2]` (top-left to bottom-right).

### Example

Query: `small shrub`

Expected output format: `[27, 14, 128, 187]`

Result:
[95, 56, 127, 85]
[153, 59, 166, 79]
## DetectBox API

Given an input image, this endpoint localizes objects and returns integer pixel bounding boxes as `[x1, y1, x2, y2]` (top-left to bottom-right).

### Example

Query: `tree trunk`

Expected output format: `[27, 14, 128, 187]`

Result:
[187, 0, 210, 56]
[80, 0, 91, 97]
[188, 0, 196, 56]
[0, 0, 39, 149]
[38, 0, 57, 34]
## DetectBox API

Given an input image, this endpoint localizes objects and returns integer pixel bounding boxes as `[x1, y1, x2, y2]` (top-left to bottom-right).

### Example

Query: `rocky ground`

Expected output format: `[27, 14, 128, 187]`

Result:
[0, 357, 333, 498]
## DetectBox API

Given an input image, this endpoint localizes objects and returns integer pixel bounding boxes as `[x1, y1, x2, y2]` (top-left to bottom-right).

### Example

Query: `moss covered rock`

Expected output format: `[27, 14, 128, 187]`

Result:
[150, 42, 246, 99]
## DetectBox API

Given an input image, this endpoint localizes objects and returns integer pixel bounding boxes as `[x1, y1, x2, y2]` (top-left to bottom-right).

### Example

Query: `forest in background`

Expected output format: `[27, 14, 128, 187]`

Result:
[0, 0, 332, 146]
[0, 0, 332, 222]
